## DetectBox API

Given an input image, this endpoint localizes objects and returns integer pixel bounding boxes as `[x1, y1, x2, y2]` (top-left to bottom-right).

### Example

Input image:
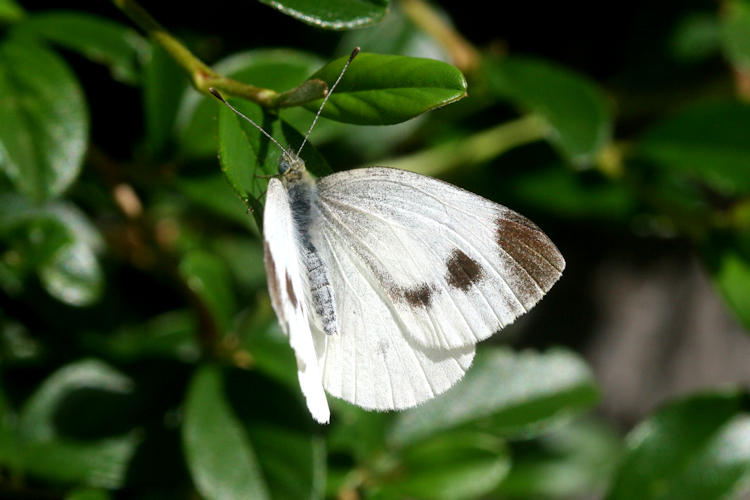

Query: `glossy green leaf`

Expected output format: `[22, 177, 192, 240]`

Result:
[81, 310, 200, 362]
[176, 49, 327, 158]
[702, 231, 750, 331]
[637, 100, 750, 194]
[245, 423, 326, 500]
[722, 0, 750, 70]
[389, 348, 599, 446]
[379, 430, 510, 500]
[217, 98, 330, 226]
[304, 52, 467, 125]
[66, 488, 112, 500]
[236, 304, 299, 389]
[18, 435, 141, 488]
[258, 0, 389, 30]
[0, 0, 23, 22]
[179, 250, 236, 334]
[485, 56, 612, 165]
[0, 194, 104, 306]
[15, 359, 140, 488]
[497, 419, 623, 498]
[183, 365, 270, 500]
[177, 174, 254, 229]
[607, 390, 750, 500]
[670, 12, 721, 63]
[0, 316, 42, 363]
[39, 239, 103, 306]
[10, 11, 145, 84]
[0, 41, 88, 199]
[211, 237, 266, 290]
[501, 165, 636, 222]
[327, 399, 392, 461]
[19, 359, 133, 440]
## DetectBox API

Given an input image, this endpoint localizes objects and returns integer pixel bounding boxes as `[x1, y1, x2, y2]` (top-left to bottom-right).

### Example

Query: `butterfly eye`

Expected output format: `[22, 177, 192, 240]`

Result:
[278, 158, 291, 174]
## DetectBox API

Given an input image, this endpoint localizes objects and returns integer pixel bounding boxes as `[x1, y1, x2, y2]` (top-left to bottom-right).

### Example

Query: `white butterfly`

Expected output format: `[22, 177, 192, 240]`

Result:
[211, 49, 564, 424]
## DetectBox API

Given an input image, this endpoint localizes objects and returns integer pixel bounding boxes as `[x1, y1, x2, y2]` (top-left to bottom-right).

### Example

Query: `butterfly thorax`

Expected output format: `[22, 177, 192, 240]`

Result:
[281, 155, 338, 336]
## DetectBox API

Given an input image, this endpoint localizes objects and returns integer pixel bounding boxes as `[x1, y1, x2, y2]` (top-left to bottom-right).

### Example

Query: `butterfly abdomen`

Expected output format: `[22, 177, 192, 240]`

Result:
[287, 180, 338, 336]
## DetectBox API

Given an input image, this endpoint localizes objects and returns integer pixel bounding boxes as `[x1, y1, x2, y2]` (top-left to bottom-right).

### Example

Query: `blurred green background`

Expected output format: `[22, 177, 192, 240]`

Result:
[1, 0, 750, 498]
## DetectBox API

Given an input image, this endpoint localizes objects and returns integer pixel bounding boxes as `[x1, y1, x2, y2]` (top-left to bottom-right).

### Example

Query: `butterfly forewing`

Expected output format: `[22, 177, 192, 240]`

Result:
[312, 167, 565, 352]
[263, 178, 330, 423]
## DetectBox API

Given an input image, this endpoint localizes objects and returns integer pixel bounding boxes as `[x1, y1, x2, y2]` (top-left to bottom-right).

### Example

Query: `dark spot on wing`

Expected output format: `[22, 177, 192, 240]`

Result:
[263, 239, 282, 306]
[285, 271, 298, 308]
[495, 215, 564, 297]
[402, 284, 433, 308]
[445, 249, 483, 291]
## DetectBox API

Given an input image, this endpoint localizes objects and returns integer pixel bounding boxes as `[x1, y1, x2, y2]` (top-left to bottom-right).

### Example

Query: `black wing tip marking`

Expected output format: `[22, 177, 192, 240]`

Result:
[495, 215, 565, 292]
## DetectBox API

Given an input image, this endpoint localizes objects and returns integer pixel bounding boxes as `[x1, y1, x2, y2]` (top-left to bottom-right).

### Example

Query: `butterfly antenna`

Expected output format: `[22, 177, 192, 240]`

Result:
[208, 88, 290, 156]
[297, 47, 360, 156]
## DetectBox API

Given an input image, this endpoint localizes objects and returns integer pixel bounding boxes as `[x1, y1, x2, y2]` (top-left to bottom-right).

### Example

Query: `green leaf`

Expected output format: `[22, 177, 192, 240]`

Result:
[38, 239, 103, 306]
[177, 174, 254, 229]
[497, 418, 623, 498]
[182, 365, 270, 500]
[722, 0, 750, 71]
[637, 100, 750, 194]
[501, 165, 637, 222]
[80, 310, 200, 362]
[0, 0, 23, 23]
[179, 250, 236, 335]
[702, 231, 750, 331]
[0, 194, 104, 306]
[143, 43, 186, 157]
[257, 0, 389, 30]
[328, 399, 392, 462]
[66, 488, 112, 500]
[0, 41, 88, 200]
[236, 304, 299, 389]
[245, 423, 326, 500]
[15, 359, 140, 488]
[19, 359, 133, 440]
[0, 316, 42, 363]
[176, 49, 328, 159]
[10, 11, 145, 84]
[389, 347, 599, 446]
[211, 237, 266, 290]
[304, 52, 467, 125]
[670, 12, 721, 63]
[217, 98, 330, 225]
[379, 430, 510, 500]
[607, 390, 750, 500]
[19, 435, 141, 488]
[485, 56, 612, 165]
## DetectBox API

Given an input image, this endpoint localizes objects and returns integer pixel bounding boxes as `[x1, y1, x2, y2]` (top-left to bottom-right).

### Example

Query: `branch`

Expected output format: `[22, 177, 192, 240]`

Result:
[111, 0, 326, 106]
[378, 114, 547, 176]
[400, 0, 481, 72]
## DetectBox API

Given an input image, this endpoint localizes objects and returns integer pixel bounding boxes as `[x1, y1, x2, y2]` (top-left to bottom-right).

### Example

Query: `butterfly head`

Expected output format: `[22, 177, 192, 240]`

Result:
[278, 151, 307, 183]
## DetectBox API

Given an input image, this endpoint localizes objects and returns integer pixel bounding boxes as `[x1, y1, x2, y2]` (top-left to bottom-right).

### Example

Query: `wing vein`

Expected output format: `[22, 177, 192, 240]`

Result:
[321, 195, 530, 313]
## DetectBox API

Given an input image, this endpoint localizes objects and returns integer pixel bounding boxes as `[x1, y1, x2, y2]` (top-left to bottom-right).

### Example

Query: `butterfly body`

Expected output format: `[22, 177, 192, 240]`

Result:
[263, 151, 565, 423]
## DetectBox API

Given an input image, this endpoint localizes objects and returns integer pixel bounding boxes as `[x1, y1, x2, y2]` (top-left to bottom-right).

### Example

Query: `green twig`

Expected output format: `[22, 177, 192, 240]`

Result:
[111, 0, 324, 106]
[379, 114, 547, 176]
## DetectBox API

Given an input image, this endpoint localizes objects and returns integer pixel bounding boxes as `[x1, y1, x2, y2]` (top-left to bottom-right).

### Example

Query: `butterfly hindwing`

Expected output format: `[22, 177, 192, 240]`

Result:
[311, 217, 475, 411]
[312, 167, 565, 352]
[263, 178, 330, 423]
